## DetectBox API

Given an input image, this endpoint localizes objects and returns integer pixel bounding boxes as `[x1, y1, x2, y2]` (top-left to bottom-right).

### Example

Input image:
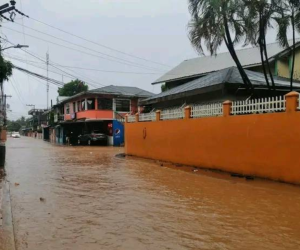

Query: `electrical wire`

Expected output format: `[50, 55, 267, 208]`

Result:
[10, 21, 167, 72]
[1, 37, 107, 89]
[1, 25, 165, 72]
[29, 16, 172, 68]
[3, 54, 166, 75]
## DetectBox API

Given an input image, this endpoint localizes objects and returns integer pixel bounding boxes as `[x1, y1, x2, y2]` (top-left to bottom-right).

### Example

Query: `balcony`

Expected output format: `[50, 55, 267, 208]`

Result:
[65, 110, 114, 121]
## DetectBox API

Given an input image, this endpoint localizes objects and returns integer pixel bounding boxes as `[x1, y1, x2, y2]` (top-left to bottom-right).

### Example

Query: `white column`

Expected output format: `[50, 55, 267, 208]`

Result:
[85, 98, 88, 111]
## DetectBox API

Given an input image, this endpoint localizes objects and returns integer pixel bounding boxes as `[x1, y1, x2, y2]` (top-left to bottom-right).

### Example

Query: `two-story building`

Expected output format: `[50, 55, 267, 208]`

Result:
[58, 85, 153, 146]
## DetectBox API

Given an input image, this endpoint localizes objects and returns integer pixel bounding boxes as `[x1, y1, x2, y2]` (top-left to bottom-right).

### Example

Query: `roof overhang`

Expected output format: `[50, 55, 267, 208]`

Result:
[151, 63, 262, 85]
[141, 83, 224, 105]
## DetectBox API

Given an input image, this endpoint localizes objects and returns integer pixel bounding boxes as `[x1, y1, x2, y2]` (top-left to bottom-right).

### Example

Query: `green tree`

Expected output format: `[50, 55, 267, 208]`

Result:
[161, 84, 169, 92]
[0, 51, 13, 93]
[243, 0, 280, 92]
[188, 0, 253, 92]
[273, 0, 300, 90]
[58, 79, 88, 96]
[7, 116, 31, 132]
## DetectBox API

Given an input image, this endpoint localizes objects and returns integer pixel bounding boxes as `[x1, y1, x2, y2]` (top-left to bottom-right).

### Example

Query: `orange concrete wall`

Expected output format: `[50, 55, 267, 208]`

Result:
[125, 101, 300, 185]
[76, 110, 113, 120]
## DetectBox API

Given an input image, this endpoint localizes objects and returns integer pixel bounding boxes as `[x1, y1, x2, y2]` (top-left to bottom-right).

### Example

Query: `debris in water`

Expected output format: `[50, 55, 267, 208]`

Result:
[193, 169, 199, 173]
[115, 153, 126, 158]
[40, 197, 46, 202]
[231, 173, 244, 178]
[15, 183, 20, 186]
[245, 176, 254, 180]
[160, 163, 164, 167]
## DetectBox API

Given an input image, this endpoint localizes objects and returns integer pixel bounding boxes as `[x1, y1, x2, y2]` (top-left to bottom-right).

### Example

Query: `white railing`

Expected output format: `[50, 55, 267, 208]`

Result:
[139, 112, 156, 122]
[127, 115, 136, 123]
[160, 107, 184, 120]
[231, 96, 286, 115]
[191, 103, 223, 118]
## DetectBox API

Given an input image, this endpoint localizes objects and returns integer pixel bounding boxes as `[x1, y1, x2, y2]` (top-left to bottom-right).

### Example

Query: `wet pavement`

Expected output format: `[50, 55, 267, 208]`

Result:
[2, 137, 300, 250]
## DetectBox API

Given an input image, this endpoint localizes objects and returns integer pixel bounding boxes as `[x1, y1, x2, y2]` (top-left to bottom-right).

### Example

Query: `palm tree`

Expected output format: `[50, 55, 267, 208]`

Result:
[243, 0, 281, 92]
[188, 0, 253, 91]
[274, 0, 300, 90]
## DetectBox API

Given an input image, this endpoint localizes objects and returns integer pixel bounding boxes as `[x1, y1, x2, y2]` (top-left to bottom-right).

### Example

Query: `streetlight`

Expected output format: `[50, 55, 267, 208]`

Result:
[1, 44, 29, 51]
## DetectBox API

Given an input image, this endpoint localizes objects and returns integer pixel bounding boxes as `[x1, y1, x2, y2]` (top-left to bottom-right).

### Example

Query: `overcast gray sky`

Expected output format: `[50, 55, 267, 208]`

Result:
[1, 0, 291, 120]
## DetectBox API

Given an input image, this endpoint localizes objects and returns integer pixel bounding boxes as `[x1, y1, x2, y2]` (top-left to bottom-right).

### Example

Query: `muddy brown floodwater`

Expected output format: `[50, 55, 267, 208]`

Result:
[3, 137, 300, 250]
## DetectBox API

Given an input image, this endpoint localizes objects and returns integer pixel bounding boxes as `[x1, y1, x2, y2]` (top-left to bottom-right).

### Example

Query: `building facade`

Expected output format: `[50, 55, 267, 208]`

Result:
[56, 85, 153, 146]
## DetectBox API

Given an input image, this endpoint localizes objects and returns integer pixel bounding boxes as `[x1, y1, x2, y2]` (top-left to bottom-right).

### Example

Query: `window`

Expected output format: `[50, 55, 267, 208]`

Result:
[116, 99, 130, 112]
[81, 99, 86, 111]
[98, 98, 113, 110]
[77, 101, 81, 111]
[66, 104, 70, 114]
[87, 98, 95, 110]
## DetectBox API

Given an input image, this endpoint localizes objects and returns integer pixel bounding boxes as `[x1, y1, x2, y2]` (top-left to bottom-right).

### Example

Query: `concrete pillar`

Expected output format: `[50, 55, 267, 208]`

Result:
[184, 106, 191, 119]
[95, 98, 98, 110]
[135, 113, 139, 123]
[223, 100, 232, 117]
[285, 91, 299, 113]
[156, 110, 161, 121]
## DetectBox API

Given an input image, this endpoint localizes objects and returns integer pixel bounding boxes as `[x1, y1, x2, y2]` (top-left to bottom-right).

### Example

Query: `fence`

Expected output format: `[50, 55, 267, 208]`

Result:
[125, 92, 300, 185]
[231, 96, 286, 115]
[126, 94, 294, 123]
[160, 107, 184, 120]
[127, 115, 136, 123]
[191, 103, 223, 118]
[139, 112, 156, 122]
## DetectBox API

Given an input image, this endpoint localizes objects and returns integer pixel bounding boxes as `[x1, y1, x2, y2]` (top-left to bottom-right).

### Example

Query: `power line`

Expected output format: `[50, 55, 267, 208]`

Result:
[3, 54, 165, 75]
[1, 25, 165, 72]
[5, 53, 108, 89]
[9, 21, 167, 72]
[29, 16, 172, 68]
[1, 38, 106, 88]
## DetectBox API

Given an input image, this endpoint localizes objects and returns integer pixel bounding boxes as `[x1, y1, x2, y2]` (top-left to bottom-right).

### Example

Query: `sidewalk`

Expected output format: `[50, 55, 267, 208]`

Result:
[0, 179, 16, 250]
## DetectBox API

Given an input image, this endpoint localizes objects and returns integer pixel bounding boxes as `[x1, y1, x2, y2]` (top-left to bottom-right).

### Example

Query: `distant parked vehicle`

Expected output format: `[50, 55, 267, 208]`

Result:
[11, 132, 21, 138]
[78, 131, 108, 146]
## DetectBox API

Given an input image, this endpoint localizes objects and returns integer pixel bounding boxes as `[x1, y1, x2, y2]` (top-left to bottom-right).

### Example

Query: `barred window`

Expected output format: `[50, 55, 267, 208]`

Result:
[81, 100, 86, 111]
[87, 98, 95, 110]
[116, 99, 130, 112]
[98, 98, 113, 110]
[66, 104, 70, 114]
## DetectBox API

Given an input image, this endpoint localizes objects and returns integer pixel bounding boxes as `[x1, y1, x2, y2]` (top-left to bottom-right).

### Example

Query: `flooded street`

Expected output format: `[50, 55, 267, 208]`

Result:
[3, 137, 300, 250]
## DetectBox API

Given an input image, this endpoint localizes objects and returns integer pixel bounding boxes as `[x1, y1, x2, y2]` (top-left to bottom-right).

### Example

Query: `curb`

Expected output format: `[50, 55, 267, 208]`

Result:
[0, 180, 16, 250]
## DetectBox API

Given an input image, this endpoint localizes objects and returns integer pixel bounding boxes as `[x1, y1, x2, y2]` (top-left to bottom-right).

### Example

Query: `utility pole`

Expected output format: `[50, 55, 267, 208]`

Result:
[46, 52, 49, 109]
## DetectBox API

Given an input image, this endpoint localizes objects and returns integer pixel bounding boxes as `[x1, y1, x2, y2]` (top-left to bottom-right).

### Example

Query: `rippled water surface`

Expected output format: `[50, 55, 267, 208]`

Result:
[4, 137, 300, 250]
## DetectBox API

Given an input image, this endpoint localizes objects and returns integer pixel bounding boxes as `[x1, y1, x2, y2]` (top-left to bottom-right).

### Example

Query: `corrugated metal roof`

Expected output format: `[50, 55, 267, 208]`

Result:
[153, 40, 300, 84]
[59, 85, 154, 104]
[88, 85, 153, 97]
[143, 67, 300, 104]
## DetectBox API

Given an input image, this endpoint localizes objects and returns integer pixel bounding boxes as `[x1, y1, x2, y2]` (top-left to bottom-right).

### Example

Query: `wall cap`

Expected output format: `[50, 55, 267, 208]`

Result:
[285, 91, 299, 98]
[223, 100, 232, 105]
[184, 106, 191, 109]
[156, 110, 161, 113]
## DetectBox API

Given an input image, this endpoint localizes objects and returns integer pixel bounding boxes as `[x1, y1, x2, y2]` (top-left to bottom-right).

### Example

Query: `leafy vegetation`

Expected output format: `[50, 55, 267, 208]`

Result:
[7, 116, 30, 132]
[58, 79, 88, 96]
[188, 0, 300, 93]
